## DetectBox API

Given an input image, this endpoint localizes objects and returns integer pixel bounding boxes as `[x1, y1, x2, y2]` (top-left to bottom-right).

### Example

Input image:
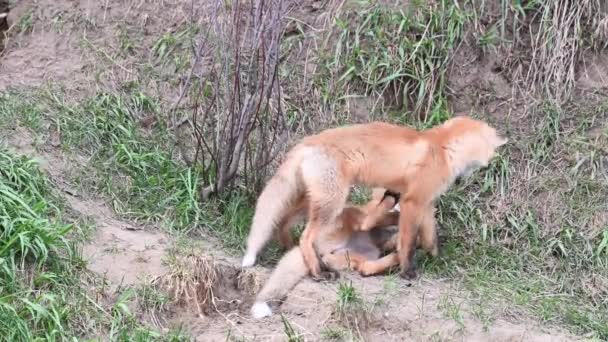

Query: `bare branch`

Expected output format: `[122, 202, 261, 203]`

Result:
[175, 0, 292, 199]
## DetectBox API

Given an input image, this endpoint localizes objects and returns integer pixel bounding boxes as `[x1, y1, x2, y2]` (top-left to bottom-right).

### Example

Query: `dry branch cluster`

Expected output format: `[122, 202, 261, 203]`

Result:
[174, 0, 293, 199]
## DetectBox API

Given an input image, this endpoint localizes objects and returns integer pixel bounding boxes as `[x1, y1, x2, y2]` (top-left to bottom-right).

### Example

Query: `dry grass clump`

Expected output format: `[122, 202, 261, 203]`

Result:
[524, 0, 607, 104]
[151, 254, 219, 316]
[151, 253, 261, 317]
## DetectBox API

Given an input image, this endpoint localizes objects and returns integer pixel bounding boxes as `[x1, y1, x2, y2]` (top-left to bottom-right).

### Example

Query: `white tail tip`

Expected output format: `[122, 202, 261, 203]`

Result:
[241, 252, 257, 268]
[251, 302, 273, 319]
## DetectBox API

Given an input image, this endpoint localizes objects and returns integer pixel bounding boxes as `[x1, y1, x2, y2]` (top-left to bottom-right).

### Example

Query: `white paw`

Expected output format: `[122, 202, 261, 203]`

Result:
[251, 302, 272, 319]
[241, 252, 256, 268]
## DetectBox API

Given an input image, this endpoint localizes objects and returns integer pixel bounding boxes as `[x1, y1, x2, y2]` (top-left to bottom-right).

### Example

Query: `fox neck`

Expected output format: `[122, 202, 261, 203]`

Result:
[442, 142, 481, 185]
[424, 124, 481, 184]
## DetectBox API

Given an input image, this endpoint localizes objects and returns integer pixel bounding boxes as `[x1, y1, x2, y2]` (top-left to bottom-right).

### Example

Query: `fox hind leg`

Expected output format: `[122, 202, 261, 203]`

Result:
[251, 247, 308, 318]
[300, 193, 347, 278]
[298, 151, 348, 278]
[275, 200, 307, 250]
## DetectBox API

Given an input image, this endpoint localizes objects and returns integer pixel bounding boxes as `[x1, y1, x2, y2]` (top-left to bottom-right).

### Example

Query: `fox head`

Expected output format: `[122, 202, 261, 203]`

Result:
[438, 116, 508, 180]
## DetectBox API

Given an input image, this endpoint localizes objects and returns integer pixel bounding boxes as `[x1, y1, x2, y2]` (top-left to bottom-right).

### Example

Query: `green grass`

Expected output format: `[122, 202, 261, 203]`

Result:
[0, 147, 189, 341]
[437, 294, 465, 331]
[281, 314, 305, 342]
[332, 280, 373, 336]
[12, 8, 35, 35]
[0, 91, 42, 131]
[320, 326, 349, 341]
[321, 0, 471, 118]
[0, 148, 76, 341]
[1, 89, 206, 231]
[135, 283, 171, 318]
[413, 103, 608, 339]
[0, 86, 280, 262]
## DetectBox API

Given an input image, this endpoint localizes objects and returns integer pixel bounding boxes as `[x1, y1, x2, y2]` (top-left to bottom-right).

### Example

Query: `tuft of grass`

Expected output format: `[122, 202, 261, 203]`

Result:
[332, 281, 373, 336]
[0, 90, 42, 131]
[470, 297, 495, 332]
[136, 282, 172, 329]
[475, 23, 500, 53]
[12, 8, 35, 35]
[107, 287, 191, 341]
[151, 253, 218, 317]
[348, 185, 371, 205]
[211, 193, 254, 251]
[150, 25, 199, 76]
[281, 314, 305, 342]
[437, 294, 465, 332]
[320, 326, 348, 341]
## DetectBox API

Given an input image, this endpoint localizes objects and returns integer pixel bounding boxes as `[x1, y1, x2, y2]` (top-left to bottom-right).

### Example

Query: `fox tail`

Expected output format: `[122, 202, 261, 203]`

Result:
[241, 149, 305, 268]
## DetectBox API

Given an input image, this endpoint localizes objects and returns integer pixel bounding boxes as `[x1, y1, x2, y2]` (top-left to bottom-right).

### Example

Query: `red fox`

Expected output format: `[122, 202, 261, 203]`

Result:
[242, 116, 507, 279]
[250, 188, 406, 318]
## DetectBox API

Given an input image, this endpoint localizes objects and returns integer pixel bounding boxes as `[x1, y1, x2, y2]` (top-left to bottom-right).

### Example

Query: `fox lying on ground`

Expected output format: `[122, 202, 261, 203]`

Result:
[250, 187, 408, 319]
[242, 116, 507, 279]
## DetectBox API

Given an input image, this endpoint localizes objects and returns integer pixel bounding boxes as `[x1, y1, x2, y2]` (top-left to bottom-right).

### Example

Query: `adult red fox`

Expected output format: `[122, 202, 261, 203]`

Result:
[242, 116, 507, 279]
[250, 188, 405, 318]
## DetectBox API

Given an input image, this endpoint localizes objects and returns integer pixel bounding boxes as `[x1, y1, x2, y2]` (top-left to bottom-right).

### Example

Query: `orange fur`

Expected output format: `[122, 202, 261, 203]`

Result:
[243, 116, 507, 279]
[250, 188, 402, 318]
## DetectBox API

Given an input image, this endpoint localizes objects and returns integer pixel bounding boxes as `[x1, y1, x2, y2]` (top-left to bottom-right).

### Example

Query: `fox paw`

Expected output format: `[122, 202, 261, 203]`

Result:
[399, 266, 418, 280]
[251, 302, 272, 319]
[304, 257, 322, 278]
[357, 262, 375, 277]
[241, 252, 257, 268]
[359, 269, 375, 277]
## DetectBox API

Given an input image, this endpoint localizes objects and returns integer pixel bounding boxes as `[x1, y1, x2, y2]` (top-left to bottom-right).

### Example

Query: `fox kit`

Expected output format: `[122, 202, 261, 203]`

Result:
[250, 188, 405, 319]
[242, 116, 507, 279]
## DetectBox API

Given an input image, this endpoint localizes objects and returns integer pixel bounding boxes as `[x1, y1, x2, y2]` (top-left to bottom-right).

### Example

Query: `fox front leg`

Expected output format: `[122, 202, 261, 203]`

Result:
[396, 199, 422, 280]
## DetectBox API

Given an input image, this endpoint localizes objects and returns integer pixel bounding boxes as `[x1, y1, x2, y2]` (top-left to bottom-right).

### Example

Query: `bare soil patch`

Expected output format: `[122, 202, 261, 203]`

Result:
[174, 268, 579, 341]
[73, 196, 170, 289]
[0, 0, 87, 90]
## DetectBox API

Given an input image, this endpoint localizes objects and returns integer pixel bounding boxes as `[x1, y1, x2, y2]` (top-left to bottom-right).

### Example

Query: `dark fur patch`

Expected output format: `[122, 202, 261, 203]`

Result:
[381, 189, 401, 203]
